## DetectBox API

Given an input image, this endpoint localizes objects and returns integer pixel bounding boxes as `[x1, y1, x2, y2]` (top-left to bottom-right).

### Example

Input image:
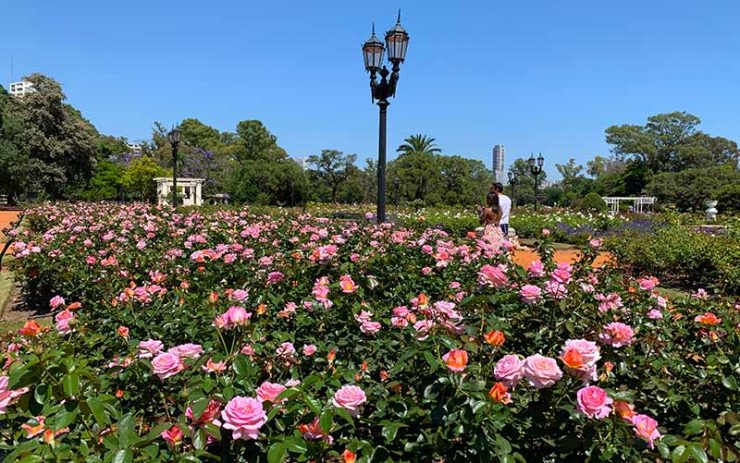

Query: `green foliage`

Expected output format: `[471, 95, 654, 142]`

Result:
[716, 184, 740, 213]
[646, 165, 740, 212]
[396, 133, 441, 156]
[605, 222, 740, 295]
[121, 157, 169, 200]
[577, 192, 608, 212]
[507, 158, 548, 206]
[307, 150, 358, 203]
[235, 120, 287, 162]
[230, 159, 309, 206]
[82, 160, 126, 201]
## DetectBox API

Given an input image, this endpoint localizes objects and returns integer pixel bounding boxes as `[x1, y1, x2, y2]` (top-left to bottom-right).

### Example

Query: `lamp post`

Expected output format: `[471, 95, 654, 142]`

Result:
[507, 171, 518, 208]
[168, 128, 181, 207]
[362, 12, 410, 223]
[527, 153, 545, 211]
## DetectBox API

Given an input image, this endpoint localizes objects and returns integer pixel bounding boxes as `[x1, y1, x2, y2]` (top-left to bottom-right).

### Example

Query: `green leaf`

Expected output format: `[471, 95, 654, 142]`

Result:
[319, 410, 334, 433]
[722, 375, 738, 391]
[688, 443, 708, 463]
[116, 414, 137, 449]
[189, 398, 209, 420]
[683, 419, 704, 436]
[192, 428, 207, 450]
[62, 374, 80, 396]
[111, 449, 133, 463]
[232, 355, 250, 378]
[267, 443, 287, 463]
[86, 397, 108, 426]
[52, 408, 79, 429]
[33, 384, 49, 404]
[381, 422, 405, 442]
[671, 445, 689, 463]
[284, 436, 308, 454]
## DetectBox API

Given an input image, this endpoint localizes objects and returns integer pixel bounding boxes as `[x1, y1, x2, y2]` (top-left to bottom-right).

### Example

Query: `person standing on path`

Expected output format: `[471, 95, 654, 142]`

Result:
[492, 183, 511, 237]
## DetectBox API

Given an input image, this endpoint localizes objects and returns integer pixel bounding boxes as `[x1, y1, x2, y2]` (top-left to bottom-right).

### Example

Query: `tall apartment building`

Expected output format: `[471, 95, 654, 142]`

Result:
[9, 80, 34, 97]
[127, 143, 144, 156]
[492, 144, 505, 182]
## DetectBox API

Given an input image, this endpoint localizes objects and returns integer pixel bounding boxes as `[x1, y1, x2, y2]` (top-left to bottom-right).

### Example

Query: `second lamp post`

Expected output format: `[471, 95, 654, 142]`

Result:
[362, 13, 410, 223]
[168, 127, 181, 207]
[528, 153, 545, 210]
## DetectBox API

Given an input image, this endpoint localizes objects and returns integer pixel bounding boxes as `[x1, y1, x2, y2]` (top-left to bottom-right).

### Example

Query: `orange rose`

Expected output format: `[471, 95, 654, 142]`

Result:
[484, 330, 505, 346]
[442, 349, 468, 372]
[18, 320, 43, 337]
[694, 312, 721, 326]
[417, 293, 429, 307]
[343, 449, 356, 463]
[488, 382, 511, 404]
[257, 304, 267, 315]
[560, 349, 585, 369]
[614, 400, 636, 421]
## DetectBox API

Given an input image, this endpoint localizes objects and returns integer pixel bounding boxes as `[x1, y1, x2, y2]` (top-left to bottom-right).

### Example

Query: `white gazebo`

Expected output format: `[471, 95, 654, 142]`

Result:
[602, 196, 656, 215]
[154, 177, 205, 207]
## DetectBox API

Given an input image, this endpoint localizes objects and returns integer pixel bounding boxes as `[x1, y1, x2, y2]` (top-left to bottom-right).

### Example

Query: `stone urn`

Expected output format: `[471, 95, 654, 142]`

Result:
[705, 200, 718, 222]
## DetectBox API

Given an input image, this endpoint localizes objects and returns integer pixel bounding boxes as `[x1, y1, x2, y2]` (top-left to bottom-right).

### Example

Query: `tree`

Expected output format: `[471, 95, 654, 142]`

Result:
[83, 160, 126, 200]
[230, 159, 309, 206]
[5, 73, 99, 199]
[605, 112, 739, 173]
[586, 156, 609, 178]
[507, 158, 548, 206]
[235, 120, 287, 162]
[389, 152, 442, 202]
[121, 157, 168, 201]
[307, 150, 358, 203]
[179, 118, 222, 151]
[646, 165, 740, 212]
[396, 134, 441, 156]
[555, 158, 584, 193]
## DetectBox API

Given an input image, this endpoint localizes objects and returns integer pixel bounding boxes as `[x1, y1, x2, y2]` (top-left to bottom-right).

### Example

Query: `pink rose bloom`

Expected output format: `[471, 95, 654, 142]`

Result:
[49, 295, 65, 310]
[256, 381, 287, 403]
[391, 317, 408, 328]
[241, 344, 255, 356]
[638, 276, 659, 291]
[589, 239, 602, 248]
[186, 399, 222, 426]
[339, 275, 356, 293]
[541, 228, 551, 236]
[168, 343, 203, 359]
[632, 414, 662, 449]
[221, 396, 268, 440]
[266, 272, 285, 285]
[332, 385, 367, 416]
[523, 354, 563, 389]
[478, 264, 509, 288]
[223, 306, 251, 328]
[527, 260, 546, 278]
[551, 267, 572, 284]
[231, 289, 249, 301]
[647, 309, 663, 320]
[302, 344, 317, 356]
[151, 352, 185, 380]
[276, 342, 295, 357]
[202, 358, 227, 373]
[577, 386, 613, 419]
[413, 319, 434, 340]
[519, 285, 542, 304]
[562, 339, 601, 366]
[285, 379, 301, 387]
[393, 306, 409, 318]
[599, 322, 635, 348]
[86, 256, 97, 265]
[0, 376, 29, 413]
[421, 267, 433, 276]
[136, 240, 147, 250]
[160, 425, 183, 447]
[54, 309, 75, 334]
[364, 212, 374, 220]
[545, 280, 568, 299]
[494, 355, 525, 388]
[360, 320, 382, 335]
[137, 339, 164, 358]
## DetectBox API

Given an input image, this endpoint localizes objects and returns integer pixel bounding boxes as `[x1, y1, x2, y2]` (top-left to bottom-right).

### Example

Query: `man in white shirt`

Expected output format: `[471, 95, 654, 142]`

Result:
[492, 183, 512, 236]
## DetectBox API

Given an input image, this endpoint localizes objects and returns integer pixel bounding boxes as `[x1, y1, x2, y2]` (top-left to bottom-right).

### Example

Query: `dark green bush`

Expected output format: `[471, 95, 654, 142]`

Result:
[716, 184, 740, 213]
[578, 192, 608, 212]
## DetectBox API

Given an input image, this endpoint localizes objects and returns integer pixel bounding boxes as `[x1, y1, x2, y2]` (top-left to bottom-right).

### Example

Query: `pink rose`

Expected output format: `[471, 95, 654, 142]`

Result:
[523, 354, 563, 389]
[202, 358, 227, 373]
[332, 385, 367, 416]
[576, 386, 613, 419]
[151, 352, 185, 380]
[562, 339, 601, 366]
[49, 295, 65, 310]
[599, 322, 635, 348]
[589, 239, 602, 248]
[519, 285, 542, 304]
[230, 289, 249, 301]
[360, 320, 382, 335]
[545, 280, 568, 299]
[638, 276, 659, 291]
[632, 414, 661, 449]
[478, 264, 509, 288]
[551, 267, 572, 284]
[137, 339, 164, 358]
[54, 309, 75, 334]
[221, 396, 268, 440]
[168, 343, 203, 359]
[0, 376, 29, 413]
[276, 342, 296, 357]
[527, 260, 546, 278]
[302, 344, 317, 356]
[647, 309, 663, 320]
[494, 355, 525, 388]
[256, 381, 287, 403]
[223, 306, 251, 328]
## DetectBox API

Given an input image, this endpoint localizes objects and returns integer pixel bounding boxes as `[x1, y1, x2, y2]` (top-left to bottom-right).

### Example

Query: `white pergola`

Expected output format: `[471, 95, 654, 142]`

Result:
[154, 177, 204, 207]
[602, 196, 656, 215]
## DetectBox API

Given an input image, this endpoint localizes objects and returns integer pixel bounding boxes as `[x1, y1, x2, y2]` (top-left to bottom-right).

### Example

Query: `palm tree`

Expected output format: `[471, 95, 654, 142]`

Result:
[396, 134, 441, 156]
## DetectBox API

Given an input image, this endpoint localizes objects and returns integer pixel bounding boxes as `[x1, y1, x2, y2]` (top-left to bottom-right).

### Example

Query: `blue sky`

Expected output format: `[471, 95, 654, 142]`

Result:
[3, 0, 740, 179]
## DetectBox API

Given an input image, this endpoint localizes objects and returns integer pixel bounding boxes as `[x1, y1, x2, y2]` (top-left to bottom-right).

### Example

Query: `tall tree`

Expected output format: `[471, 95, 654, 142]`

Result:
[235, 120, 287, 161]
[179, 118, 222, 151]
[396, 134, 441, 156]
[307, 150, 357, 203]
[555, 158, 584, 193]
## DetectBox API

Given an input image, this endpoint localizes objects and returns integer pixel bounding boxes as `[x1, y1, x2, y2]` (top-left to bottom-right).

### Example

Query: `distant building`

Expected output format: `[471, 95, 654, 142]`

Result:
[127, 143, 143, 156]
[9, 80, 34, 97]
[294, 157, 310, 170]
[492, 145, 505, 182]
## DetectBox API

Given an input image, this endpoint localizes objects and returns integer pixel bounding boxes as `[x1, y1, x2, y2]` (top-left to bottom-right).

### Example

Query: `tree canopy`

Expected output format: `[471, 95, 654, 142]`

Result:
[396, 134, 441, 156]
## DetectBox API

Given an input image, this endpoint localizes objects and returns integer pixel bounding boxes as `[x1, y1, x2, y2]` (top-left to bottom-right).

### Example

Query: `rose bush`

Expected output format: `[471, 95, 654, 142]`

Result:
[0, 203, 737, 462]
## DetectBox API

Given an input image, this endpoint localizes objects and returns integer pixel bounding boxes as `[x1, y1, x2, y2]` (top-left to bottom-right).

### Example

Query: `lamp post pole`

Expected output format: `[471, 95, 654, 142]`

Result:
[507, 171, 518, 209]
[362, 13, 410, 223]
[528, 153, 545, 211]
[168, 128, 181, 208]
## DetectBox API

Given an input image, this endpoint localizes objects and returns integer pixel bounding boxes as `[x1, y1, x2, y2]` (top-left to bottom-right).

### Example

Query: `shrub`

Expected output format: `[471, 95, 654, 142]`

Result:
[578, 192, 608, 212]
[715, 184, 740, 214]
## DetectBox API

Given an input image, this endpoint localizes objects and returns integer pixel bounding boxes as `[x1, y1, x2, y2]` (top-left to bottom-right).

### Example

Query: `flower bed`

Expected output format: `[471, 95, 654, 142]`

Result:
[1, 203, 738, 462]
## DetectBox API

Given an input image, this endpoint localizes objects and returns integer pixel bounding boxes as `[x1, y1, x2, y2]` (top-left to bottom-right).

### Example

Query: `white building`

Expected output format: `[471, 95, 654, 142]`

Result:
[492, 145, 505, 182]
[127, 143, 143, 155]
[294, 157, 310, 170]
[9, 80, 34, 97]
[154, 177, 205, 207]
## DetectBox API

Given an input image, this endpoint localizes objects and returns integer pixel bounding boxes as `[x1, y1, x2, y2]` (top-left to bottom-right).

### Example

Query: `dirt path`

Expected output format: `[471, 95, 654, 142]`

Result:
[512, 248, 613, 268]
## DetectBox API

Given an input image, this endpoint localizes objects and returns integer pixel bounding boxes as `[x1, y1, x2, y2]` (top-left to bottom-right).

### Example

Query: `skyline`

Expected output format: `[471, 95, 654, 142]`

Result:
[3, 1, 740, 180]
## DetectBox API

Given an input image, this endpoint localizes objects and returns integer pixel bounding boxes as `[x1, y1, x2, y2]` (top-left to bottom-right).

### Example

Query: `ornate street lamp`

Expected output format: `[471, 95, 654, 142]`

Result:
[168, 127, 181, 207]
[362, 11, 410, 223]
[528, 153, 545, 211]
[507, 171, 518, 208]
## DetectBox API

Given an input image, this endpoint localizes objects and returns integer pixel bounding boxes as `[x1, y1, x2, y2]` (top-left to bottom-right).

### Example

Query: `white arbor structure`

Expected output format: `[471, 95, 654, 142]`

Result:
[602, 196, 656, 215]
[154, 178, 204, 207]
